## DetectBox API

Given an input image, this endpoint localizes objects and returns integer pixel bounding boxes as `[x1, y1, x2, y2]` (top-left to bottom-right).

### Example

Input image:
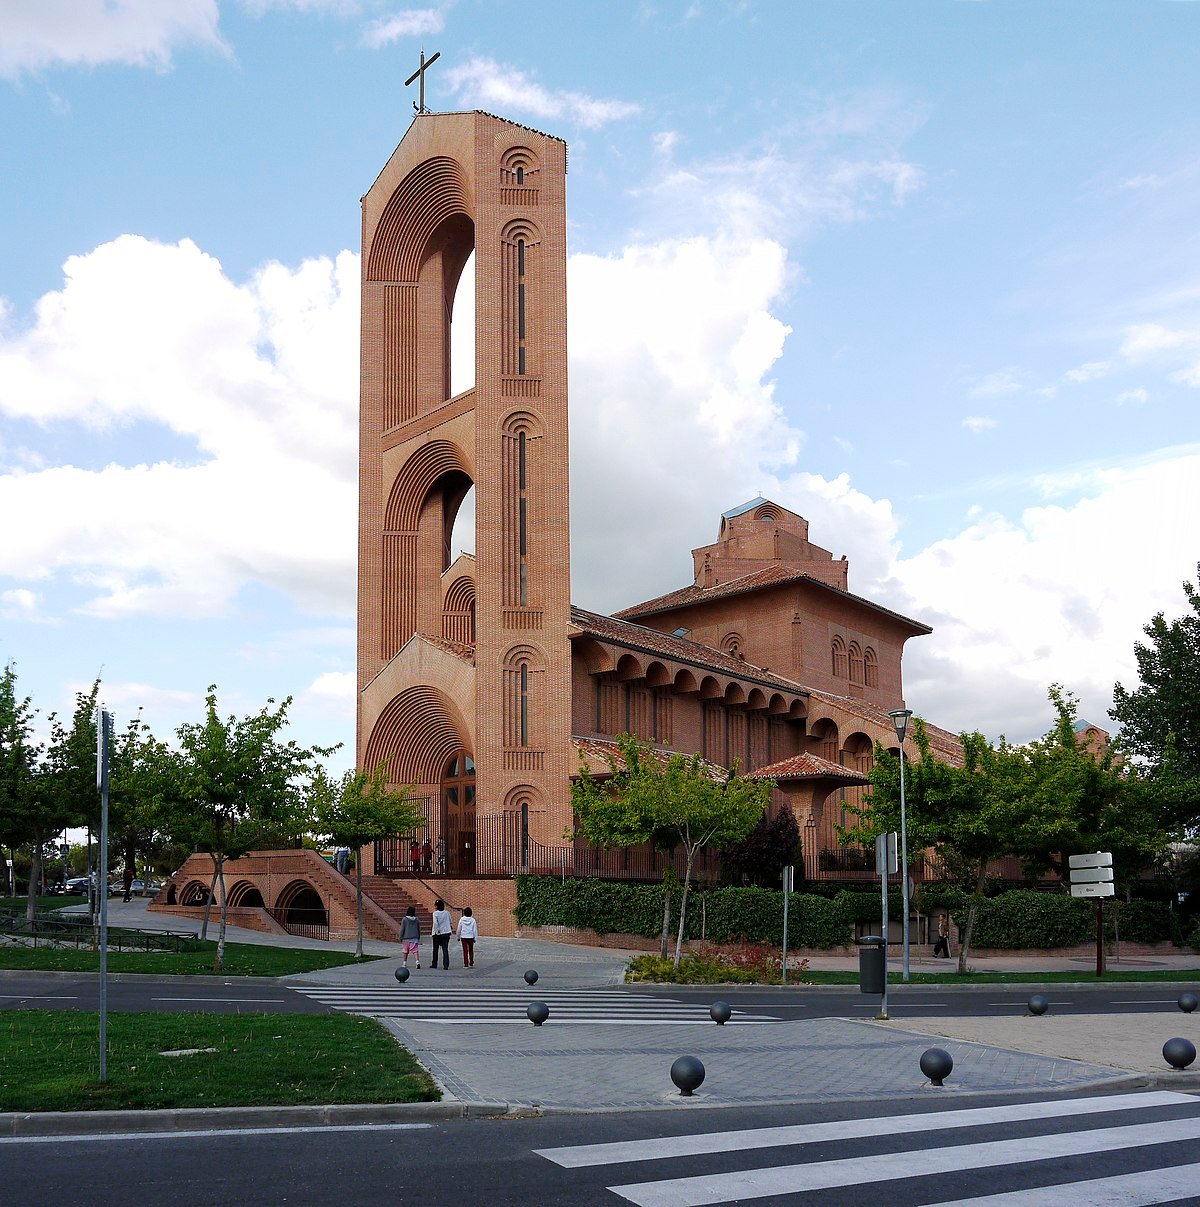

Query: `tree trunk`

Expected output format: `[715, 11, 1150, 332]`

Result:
[957, 862, 988, 975]
[25, 829, 42, 924]
[355, 847, 364, 960]
[200, 858, 219, 942]
[216, 856, 228, 973]
[673, 851, 695, 968]
[660, 881, 672, 959]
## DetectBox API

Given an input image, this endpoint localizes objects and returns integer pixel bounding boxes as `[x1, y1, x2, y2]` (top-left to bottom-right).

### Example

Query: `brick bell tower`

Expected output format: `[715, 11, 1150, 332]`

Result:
[356, 111, 572, 877]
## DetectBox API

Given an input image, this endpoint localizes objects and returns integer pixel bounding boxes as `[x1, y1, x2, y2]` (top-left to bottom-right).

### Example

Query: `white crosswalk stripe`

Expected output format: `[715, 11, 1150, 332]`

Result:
[285, 984, 780, 1025]
[533, 1091, 1200, 1205]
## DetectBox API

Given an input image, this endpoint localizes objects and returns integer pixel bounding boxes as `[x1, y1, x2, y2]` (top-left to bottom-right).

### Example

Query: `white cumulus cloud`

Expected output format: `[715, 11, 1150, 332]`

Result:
[0, 0, 226, 79]
[361, 8, 444, 48]
[444, 56, 639, 130]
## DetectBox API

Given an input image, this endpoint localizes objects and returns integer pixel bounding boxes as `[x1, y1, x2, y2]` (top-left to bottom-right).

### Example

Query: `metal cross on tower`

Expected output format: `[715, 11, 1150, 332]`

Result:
[405, 49, 441, 114]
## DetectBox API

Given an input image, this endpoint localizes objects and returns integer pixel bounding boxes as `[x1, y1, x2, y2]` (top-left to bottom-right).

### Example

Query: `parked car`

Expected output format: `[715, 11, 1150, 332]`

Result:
[129, 879, 162, 896]
[63, 876, 91, 897]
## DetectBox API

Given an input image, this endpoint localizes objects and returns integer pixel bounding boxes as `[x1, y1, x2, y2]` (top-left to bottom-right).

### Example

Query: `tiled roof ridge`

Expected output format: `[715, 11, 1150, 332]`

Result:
[414, 632, 476, 663]
[614, 570, 931, 634]
[807, 687, 961, 752]
[746, 751, 871, 782]
[570, 735, 728, 781]
[569, 605, 809, 696]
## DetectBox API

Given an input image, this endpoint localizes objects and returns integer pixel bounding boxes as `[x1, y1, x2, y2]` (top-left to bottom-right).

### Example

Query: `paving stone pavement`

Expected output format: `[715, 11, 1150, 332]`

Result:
[381, 1015, 1128, 1111]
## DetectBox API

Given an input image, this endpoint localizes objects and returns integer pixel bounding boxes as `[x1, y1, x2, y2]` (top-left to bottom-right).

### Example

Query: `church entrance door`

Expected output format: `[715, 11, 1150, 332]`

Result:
[441, 751, 476, 875]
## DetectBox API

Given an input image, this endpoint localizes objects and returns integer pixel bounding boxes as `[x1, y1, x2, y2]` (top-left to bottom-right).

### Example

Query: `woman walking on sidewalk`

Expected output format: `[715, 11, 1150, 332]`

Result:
[399, 905, 421, 969]
[431, 898, 453, 968]
[456, 907, 478, 967]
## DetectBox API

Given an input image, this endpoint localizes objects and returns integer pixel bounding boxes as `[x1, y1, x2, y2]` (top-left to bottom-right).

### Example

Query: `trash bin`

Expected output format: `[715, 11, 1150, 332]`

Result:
[858, 934, 885, 995]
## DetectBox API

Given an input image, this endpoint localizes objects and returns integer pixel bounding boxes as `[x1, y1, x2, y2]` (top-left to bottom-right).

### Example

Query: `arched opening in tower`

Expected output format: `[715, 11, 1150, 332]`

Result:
[450, 483, 475, 561]
[450, 250, 475, 397]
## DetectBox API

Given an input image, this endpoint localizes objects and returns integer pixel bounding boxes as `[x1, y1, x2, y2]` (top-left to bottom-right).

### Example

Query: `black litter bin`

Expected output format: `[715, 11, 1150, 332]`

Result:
[858, 934, 885, 995]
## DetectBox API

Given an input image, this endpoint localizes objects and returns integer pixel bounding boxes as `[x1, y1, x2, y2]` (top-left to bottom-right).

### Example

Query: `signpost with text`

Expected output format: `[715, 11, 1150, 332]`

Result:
[1069, 851, 1114, 977]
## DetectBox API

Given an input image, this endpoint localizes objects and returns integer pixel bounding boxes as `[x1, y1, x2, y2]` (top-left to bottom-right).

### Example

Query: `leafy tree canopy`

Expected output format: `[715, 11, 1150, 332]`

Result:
[1110, 564, 1200, 832]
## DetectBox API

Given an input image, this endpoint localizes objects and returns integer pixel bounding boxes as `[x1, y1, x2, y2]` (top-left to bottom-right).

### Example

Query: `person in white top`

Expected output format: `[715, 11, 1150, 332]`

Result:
[430, 898, 453, 968]
[456, 907, 478, 968]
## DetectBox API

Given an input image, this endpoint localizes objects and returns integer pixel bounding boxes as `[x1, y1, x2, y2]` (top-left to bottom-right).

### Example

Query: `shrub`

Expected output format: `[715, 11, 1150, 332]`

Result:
[515, 876, 856, 948]
[1112, 898, 1181, 945]
[965, 890, 1092, 949]
[625, 947, 811, 984]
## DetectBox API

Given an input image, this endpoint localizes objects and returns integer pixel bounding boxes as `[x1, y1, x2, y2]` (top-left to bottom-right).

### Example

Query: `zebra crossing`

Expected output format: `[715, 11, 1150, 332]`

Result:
[285, 983, 780, 1025]
[534, 1090, 1200, 1205]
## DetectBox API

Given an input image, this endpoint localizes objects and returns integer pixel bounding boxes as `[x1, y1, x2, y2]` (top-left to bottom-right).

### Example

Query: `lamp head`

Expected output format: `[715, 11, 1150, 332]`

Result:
[888, 708, 913, 744]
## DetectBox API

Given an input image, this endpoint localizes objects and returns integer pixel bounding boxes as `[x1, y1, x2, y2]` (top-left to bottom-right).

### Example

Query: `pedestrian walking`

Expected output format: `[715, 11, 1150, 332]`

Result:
[435, 835, 446, 875]
[431, 898, 453, 968]
[409, 840, 421, 874]
[421, 838, 433, 874]
[933, 914, 951, 959]
[399, 905, 421, 968]
[456, 906, 478, 967]
[122, 862, 135, 903]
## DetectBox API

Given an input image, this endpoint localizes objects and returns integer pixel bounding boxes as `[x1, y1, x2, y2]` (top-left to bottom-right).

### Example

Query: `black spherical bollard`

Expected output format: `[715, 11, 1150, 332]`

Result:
[920, 1047, 954, 1087]
[524, 969, 539, 985]
[527, 1001, 550, 1026]
[1027, 993, 1049, 1016]
[1178, 992, 1198, 1014]
[709, 1001, 732, 1025]
[670, 1055, 705, 1096]
[1163, 1037, 1197, 1070]
[394, 965, 410, 983]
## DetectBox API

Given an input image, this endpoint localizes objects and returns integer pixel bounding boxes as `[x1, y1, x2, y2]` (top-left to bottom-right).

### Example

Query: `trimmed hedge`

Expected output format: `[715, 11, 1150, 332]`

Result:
[515, 877, 1184, 950]
[516, 875, 856, 948]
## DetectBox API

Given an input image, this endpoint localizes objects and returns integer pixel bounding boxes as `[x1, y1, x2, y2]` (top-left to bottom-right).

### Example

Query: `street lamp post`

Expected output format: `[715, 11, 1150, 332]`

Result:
[889, 708, 913, 983]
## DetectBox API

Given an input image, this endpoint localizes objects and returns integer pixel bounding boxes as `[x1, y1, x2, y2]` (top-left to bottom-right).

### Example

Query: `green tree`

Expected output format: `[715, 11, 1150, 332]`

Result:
[1110, 565, 1200, 832]
[109, 711, 181, 893]
[1021, 686, 1169, 889]
[845, 720, 1057, 973]
[312, 762, 426, 958]
[571, 733, 772, 966]
[0, 664, 42, 906]
[170, 687, 335, 971]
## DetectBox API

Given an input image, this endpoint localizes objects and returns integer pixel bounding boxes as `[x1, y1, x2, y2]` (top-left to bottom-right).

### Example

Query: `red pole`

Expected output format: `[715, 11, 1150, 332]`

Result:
[1096, 898, 1104, 977]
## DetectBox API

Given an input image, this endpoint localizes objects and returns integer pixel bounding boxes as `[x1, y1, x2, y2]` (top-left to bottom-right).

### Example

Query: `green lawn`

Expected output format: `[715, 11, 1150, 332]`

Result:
[0, 1010, 438, 1112]
[0, 895, 87, 912]
[0, 941, 379, 977]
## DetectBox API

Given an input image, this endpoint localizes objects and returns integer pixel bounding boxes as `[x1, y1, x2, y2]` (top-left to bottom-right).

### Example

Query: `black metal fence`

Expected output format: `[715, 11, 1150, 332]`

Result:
[266, 906, 329, 941]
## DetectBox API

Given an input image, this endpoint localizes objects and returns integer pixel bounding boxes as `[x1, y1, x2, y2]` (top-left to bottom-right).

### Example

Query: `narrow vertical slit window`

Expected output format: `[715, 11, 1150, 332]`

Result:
[516, 238, 527, 375]
[516, 166, 524, 186]
[518, 431, 526, 489]
[519, 497, 527, 555]
[519, 561, 528, 606]
[520, 663, 529, 746]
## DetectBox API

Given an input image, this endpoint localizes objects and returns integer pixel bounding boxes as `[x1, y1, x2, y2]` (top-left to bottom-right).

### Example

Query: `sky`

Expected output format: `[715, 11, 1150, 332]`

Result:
[2, 0, 1199, 771]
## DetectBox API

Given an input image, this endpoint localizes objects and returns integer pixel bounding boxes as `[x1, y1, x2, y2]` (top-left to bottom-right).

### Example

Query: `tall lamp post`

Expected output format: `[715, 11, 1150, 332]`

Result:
[889, 707, 913, 983]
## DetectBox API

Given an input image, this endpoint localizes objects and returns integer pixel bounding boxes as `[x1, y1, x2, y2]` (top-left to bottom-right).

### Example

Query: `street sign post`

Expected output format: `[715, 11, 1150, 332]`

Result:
[781, 865, 793, 985]
[1068, 852, 1113, 976]
[875, 833, 898, 1019]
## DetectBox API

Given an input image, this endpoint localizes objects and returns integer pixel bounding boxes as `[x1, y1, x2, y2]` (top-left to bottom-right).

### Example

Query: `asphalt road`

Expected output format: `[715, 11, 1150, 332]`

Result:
[4, 1088, 1200, 1205]
[1, 972, 1196, 1020]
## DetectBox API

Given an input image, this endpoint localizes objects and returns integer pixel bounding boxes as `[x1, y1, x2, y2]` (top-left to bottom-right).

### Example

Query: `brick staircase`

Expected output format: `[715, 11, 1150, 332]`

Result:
[360, 874, 431, 930]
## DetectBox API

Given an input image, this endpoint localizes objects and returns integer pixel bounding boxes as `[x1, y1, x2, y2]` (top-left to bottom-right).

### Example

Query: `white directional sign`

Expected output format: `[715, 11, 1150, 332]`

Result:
[1071, 882, 1115, 898]
[1069, 852, 1113, 870]
[1071, 867, 1114, 884]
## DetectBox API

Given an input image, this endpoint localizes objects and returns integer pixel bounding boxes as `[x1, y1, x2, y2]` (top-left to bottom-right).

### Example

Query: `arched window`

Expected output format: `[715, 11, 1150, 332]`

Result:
[831, 636, 848, 678]
[721, 631, 744, 659]
[504, 644, 544, 749]
[864, 646, 879, 688]
[848, 642, 864, 685]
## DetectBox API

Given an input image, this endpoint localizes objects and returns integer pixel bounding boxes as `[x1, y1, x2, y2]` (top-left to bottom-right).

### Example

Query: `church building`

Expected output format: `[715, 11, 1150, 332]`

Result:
[355, 108, 959, 936]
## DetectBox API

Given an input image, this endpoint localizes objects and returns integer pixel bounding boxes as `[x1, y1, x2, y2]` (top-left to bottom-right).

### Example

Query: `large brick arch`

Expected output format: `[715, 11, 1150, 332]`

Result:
[363, 684, 470, 786]
[366, 155, 472, 283]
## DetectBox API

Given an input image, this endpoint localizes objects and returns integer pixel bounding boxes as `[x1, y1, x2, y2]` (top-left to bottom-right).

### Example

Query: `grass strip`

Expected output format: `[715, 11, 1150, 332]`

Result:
[0, 941, 378, 977]
[626, 954, 1200, 986]
[0, 1010, 438, 1112]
